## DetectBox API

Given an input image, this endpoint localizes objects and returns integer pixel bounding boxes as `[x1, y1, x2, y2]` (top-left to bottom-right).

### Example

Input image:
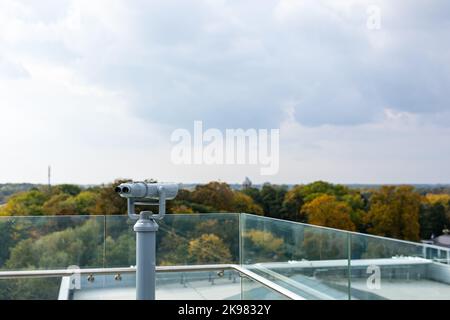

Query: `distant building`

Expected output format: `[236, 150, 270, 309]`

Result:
[422, 228, 450, 248]
[242, 177, 252, 189]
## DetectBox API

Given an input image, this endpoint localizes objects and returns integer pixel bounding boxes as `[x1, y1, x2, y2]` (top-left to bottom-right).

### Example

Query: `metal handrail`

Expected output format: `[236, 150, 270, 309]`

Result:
[231, 265, 305, 300]
[252, 264, 334, 300]
[0, 264, 233, 279]
[0, 264, 304, 300]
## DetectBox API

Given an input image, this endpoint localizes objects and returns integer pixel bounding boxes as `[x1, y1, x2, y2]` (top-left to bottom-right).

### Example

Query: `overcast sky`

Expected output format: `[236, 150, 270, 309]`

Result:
[1, 0, 450, 185]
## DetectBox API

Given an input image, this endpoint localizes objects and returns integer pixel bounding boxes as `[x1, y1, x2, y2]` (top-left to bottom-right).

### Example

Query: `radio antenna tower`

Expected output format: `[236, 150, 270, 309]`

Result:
[48, 165, 51, 190]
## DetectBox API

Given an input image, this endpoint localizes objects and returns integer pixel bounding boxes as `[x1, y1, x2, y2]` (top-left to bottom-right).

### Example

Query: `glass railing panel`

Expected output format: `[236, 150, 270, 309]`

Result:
[0, 277, 64, 300]
[103, 215, 135, 268]
[104, 213, 240, 268]
[0, 215, 105, 271]
[159, 213, 240, 266]
[241, 275, 288, 300]
[423, 245, 450, 264]
[241, 214, 350, 300]
[349, 233, 450, 300]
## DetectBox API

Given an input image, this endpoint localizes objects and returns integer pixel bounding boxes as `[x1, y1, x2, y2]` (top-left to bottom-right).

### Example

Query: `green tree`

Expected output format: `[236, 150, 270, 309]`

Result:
[42, 194, 77, 215]
[419, 201, 449, 239]
[190, 182, 235, 211]
[89, 179, 129, 215]
[0, 219, 21, 268]
[158, 231, 188, 266]
[105, 234, 136, 267]
[258, 183, 288, 218]
[5, 219, 103, 270]
[297, 181, 351, 203]
[241, 187, 262, 205]
[302, 229, 348, 261]
[51, 184, 82, 196]
[281, 185, 306, 222]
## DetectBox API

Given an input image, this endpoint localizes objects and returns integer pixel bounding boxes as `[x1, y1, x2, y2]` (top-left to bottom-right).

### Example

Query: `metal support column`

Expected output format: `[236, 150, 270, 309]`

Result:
[134, 212, 159, 300]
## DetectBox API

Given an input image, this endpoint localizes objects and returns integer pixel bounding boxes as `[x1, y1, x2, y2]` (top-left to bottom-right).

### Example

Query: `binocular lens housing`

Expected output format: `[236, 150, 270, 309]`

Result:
[115, 182, 179, 200]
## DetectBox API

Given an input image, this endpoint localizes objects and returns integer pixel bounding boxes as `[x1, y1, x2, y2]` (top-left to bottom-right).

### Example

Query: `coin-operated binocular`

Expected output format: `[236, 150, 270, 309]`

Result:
[115, 182, 179, 220]
[115, 181, 179, 300]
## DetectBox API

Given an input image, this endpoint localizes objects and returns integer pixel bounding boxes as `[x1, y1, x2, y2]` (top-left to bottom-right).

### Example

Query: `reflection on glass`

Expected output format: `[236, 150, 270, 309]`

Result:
[241, 276, 287, 300]
[241, 214, 350, 300]
[1, 213, 449, 300]
[349, 233, 450, 300]
[0, 277, 62, 300]
[0, 215, 105, 271]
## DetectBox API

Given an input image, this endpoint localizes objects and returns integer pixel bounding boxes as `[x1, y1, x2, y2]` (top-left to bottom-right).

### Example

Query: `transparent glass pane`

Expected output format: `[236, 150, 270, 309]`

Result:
[241, 276, 287, 300]
[104, 215, 135, 268]
[424, 246, 450, 264]
[158, 213, 240, 266]
[104, 213, 240, 268]
[241, 214, 350, 300]
[350, 233, 450, 300]
[0, 216, 105, 271]
[0, 277, 63, 300]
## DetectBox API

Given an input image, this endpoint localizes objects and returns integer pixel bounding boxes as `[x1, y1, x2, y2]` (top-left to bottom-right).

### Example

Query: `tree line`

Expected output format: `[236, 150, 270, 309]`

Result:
[1, 180, 450, 241]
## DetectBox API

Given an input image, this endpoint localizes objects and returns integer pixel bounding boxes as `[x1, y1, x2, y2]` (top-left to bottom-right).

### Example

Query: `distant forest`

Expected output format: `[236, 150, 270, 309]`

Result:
[0, 184, 42, 204]
[1, 180, 450, 241]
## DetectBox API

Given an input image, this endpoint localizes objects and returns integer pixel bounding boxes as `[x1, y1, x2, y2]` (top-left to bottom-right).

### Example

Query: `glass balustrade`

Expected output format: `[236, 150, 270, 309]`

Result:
[0, 213, 449, 300]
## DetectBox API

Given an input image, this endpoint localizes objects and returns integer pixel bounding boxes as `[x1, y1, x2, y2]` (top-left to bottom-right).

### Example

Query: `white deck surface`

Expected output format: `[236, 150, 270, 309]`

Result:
[348, 279, 450, 300]
[73, 280, 241, 300]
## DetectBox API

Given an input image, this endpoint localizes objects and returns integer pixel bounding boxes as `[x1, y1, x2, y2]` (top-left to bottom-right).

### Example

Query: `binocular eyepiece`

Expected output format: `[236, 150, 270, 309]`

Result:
[115, 185, 130, 194]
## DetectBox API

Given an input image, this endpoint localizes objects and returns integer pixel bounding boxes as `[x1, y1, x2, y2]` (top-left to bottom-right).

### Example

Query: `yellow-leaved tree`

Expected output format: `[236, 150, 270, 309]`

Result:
[188, 234, 232, 264]
[365, 186, 421, 241]
[300, 194, 356, 231]
[232, 191, 263, 215]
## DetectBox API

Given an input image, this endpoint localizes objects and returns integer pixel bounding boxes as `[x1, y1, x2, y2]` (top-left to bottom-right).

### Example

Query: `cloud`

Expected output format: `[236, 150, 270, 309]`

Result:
[0, 0, 449, 183]
[2, 0, 450, 128]
[0, 56, 29, 79]
[278, 106, 450, 184]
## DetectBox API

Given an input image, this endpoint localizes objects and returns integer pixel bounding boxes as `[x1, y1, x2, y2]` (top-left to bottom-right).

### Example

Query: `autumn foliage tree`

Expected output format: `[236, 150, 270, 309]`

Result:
[188, 234, 232, 264]
[190, 182, 235, 211]
[281, 181, 365, 223]
[420, 194, 450, 238]
[365, 186, 421, 241]
[0, 189, 49, 216]
[89, 179, 130, 215]
[232, 192, 263, 215]
[301, 195, 356, 231]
